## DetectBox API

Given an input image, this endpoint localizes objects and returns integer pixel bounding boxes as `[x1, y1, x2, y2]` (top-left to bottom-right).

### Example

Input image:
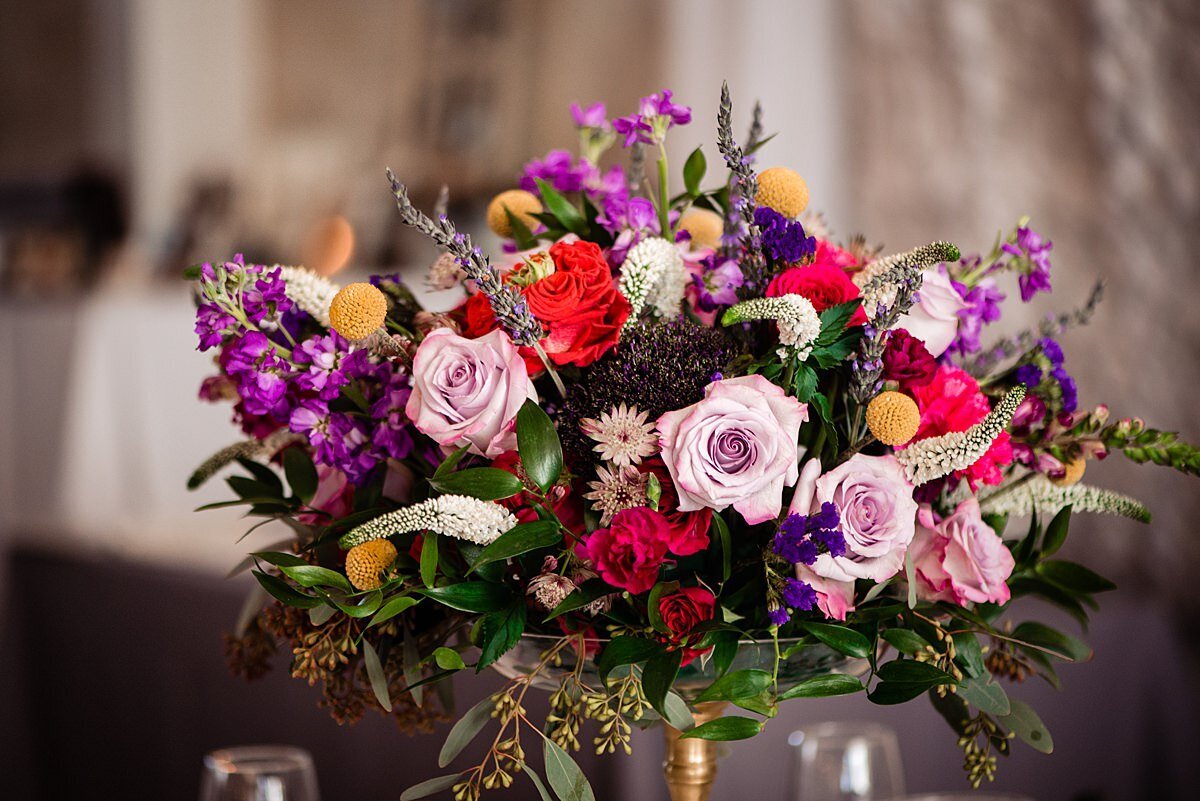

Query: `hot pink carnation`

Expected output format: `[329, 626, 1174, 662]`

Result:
[911, 499, 1014, 605]
[909, 366, 1014, 489]
[657, 374, 807, 526]
[581, 507, 672, 595]
[406, 328, 535, 458]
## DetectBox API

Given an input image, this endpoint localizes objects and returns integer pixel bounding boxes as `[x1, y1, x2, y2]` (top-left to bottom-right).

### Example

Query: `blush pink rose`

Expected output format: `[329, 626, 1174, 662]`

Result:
[657, 374, 808, 526]
[895, 267, 967, 357]
[580, 507, 672, 595]
[297, 464, 353, 525]
[406, 328, 535, 458]
[797, 454, 918, 583]
[911, 499, 1014, 605]
[795, 563, 856, 621]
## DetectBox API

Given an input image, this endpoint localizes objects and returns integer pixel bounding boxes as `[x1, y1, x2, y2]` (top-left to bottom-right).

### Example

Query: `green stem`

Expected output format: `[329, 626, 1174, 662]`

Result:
[533, 341, 567, 399]
[656, 145, 671, 237]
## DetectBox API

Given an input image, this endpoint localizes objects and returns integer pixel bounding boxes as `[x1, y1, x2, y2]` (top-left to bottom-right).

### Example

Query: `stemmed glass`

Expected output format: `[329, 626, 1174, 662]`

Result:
[790, 721, 906, 801]
[200, 745, 320, 801]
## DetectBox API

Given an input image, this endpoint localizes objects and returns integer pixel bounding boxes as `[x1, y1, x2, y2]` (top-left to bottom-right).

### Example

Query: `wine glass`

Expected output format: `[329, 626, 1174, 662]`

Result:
[200, 745, 320, 801]
[891, 795, 1036, 801]
[790, 721, 906, 801]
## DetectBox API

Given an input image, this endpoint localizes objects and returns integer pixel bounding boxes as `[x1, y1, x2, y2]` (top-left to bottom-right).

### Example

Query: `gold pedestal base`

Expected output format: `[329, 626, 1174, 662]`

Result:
[662, 702, 728, 801]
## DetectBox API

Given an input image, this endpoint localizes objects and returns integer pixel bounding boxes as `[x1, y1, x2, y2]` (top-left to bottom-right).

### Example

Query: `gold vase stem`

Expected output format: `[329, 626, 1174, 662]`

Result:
[663, 701, 728, 801]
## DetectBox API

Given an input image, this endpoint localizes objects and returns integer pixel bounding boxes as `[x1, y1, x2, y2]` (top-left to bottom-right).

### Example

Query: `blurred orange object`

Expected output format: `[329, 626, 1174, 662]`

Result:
[301, 214, 354, 276]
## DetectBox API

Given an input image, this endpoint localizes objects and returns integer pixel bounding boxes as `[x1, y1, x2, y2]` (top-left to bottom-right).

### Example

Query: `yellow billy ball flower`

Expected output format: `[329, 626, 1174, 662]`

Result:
[1050, 457, 1087, 488]
[755, 167, 809, 218]
[328, 282, 388, 341]
[345, 538, 398, 591]
[866, 391, 922, 446]
[678, 208, 725, 250]
[486, 189, 543, 238]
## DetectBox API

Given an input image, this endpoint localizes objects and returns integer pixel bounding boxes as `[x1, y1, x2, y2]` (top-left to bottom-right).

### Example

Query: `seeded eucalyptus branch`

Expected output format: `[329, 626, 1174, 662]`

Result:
[1099, 420, 1200, 477]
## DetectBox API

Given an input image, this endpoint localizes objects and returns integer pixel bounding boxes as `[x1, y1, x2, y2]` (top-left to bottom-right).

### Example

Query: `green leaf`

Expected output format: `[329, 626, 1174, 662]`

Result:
[419, 582, 513, 613]
[876, 660, 957, 685]
[227, 475, 280, 502]
[543, 736, 596, 801]
[469, 520, 561, 573]
[432, 446, 469, 480]
[712, 512, 732, 582]
[534, 178, 587, 237]
[331, 590, 383, 618]
[429, 467, 523, 501]
[711, 631, 739, 677]
[183, 263, 203, 280]
[679, 716, 763, 741]
[683, 147, 706, 196]
[516, 399, 563, 492]
[362, 639, 392, 712]
[403, 629, 424, 707]
[799, 621, 872, 658]
[661, 691, 695, 731]
[252, 570, 321, 609]
[778, 673, 864, 700]
[433, 646, 466, 671]
[647, 581, 679, 634]
[694, 669, 772, 703]
[236, 457, 285, 496]
[881, 628, 930, 656]
[525, 766, 554, 801]
[278, 564, 354, 593]
[868, 681, 938, 705]
[420, 532, 439, 588]
[368, 594, 419, 628]
[1036, 560, 1116, 594]
[308, 605, 335, 626]
[400, 775, 462, 800]
[544, 579, 610, 621]
[1041, 505, 1072, 556]
[251, 551, 308, 568]
[438, 695, 495, 767]
[1010, 621, 1091, 662]
[957, 676, 1011, 716]
[597, 635, 662, 681]
[282, 447, 318, 503]
[953, 632, 987, 678]
[642, 648, 683, 718]
[1000, 698, 1054, 754]
[476, 600, 527, 670]
[505, 207, 538, 250]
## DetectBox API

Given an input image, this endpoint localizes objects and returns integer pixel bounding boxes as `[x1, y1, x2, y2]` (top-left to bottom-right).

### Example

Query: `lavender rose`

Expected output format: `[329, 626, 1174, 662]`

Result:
[911, 499, 1015, 605]
[657, 374, 807, 526]
[895, 267, 966, 357]
[794, 454, 918, 583]
[406, 328, 535, 458]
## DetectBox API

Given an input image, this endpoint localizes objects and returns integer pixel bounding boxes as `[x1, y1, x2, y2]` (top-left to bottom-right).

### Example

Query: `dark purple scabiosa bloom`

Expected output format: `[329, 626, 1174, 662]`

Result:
[754, 206, 815, 264]
[1003, 226, 1053, 302]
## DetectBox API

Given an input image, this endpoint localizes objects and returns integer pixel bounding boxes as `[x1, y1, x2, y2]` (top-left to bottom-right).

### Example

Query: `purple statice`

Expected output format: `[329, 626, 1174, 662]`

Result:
[242, 265, 292, 329]
[570, 102, 608, 129]
[782, 578, 818, 611]
[612, 89, 691, 147]
[1002, 226, 1053, 302]
[1039, 337, 1064, 365]
[1014, 363, 1043, 388]
[772, 503, 843, 566]
[768, 605, 791, 627]
[948, 275, 1005, 356]
[1053, 366, 1078, 413]
[754, 206, 815, 264]
[521, 150, 595, 195]
[691, 254, 744, 311]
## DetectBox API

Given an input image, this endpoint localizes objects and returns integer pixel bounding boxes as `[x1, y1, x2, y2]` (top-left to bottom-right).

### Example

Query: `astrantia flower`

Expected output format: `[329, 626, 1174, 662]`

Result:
[585, 464, 650, 525]
[580, 403, 658, 467]
[527, 556, 578, 612]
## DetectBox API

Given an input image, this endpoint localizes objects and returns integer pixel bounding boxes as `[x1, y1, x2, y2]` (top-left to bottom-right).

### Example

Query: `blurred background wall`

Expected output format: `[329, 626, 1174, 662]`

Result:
[1, 1, 1199, 797]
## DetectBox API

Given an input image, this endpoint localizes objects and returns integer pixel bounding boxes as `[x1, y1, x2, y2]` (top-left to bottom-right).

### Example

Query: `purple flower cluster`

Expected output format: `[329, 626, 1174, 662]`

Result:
[948, 270, 1005, 356]
[520, 150, 626, 204]
[1013, 338, 1077, 414]
[612, 90, 691, 147]
[570, 102, 608, 130]
[772, 502, 844, 566]
[1003, 226, 1053, 302]
[242, 266, 292, 328]
[754, 206, 815, 264]
[691, 253, 744, 311]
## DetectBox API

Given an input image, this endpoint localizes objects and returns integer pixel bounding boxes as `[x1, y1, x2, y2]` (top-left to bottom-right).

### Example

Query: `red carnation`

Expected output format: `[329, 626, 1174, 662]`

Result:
[882, 329, 937, 390]
[580, 507, 671, 595]
[640, 457, 711, 557]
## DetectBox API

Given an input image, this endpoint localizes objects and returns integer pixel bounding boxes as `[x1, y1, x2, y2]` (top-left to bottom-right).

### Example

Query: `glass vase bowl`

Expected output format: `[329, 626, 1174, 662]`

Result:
[491, 633, 867, 701]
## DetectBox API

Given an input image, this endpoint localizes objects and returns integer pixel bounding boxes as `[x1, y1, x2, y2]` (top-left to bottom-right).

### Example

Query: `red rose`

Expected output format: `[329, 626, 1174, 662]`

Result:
[766, 263, 867, 326]
[532, 240, 629, 367]
[658, 586, 716, 665]
[641, 457, 711, 556]
[580, 507, 671, 595]
[881, 329, 937, 390]
[548, 240, 611, 290]
[524, 271, 586, 322]
[458, 292, 499, 338]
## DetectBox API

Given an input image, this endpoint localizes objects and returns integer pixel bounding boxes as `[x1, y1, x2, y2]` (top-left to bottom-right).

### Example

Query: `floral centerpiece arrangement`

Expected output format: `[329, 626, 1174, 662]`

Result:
[192, 84, 1199, 800]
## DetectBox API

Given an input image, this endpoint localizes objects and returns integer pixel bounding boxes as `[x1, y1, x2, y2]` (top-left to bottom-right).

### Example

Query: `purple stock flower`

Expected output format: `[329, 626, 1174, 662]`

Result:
[521, 150, 595, 195]
[242, 266, 292, 328]
[754, 206, 815, 264]
[949, 277, 1005, 355]
[691, 255, 744, 311]
[782, 578, 818, 611]
[640, 89, 692, 126]
[224, 332, 292, 419]
[598, 195, 658, 235]
[370, 363, 416, 460]
[195, 304, 236, 351]
[292, 334, 368, 401]
[612, 89, 691, 147]
[1003, 226, 1053, 302]
[570, 102, 608, 130]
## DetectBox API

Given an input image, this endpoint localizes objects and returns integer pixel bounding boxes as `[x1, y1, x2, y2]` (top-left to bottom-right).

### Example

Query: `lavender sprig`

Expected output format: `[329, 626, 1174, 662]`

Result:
[716, 82, 768, 297]
[386, 170, 543, 348]
[964, 280, 1105, 376]
[722, 99, 764, 253]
